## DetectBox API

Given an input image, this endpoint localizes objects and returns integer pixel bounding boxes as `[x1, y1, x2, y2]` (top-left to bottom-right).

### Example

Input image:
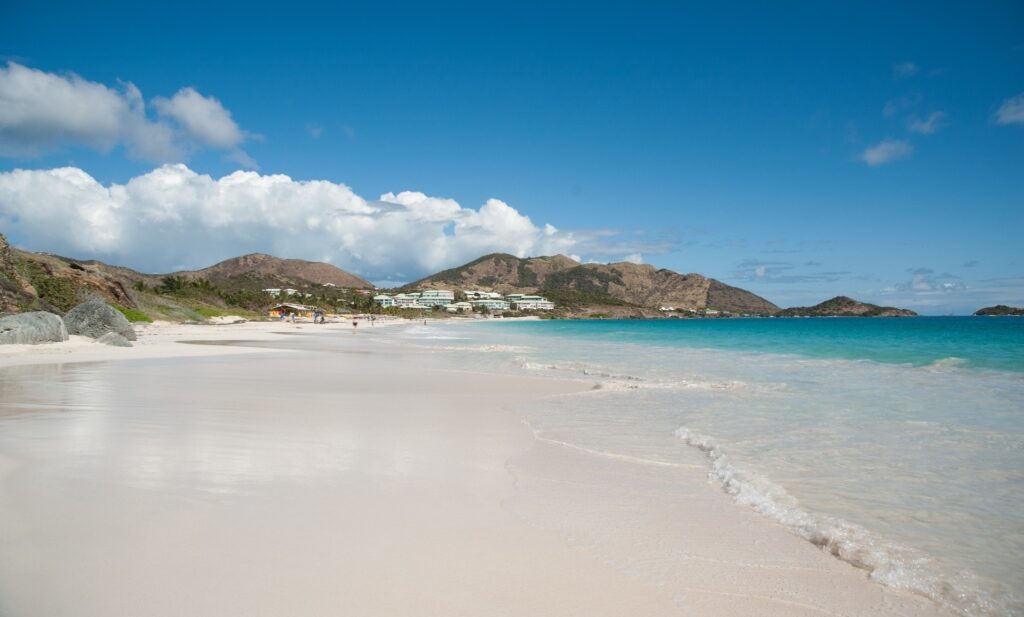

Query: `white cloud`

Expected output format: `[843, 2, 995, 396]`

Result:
[622, 253, 644, 264]
[0, 164, 593, 282]
[0, 62, 251, 164]
[994, 93, 1024, 126]
[152, 87, 245, 148]
[306, 123, 323, 139]
[907, 111, 946, 135]
[892, 62, 919, 79]
[860, 139, 913, 166]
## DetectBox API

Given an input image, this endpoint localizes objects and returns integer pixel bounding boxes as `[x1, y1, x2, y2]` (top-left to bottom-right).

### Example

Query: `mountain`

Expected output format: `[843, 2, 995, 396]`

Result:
[0, 233, 372, 321]
[183, 253, 373, 290]
[411, 253, 779, 315]
[776, 296, 917, 317]
[974, 305, 1024, 316]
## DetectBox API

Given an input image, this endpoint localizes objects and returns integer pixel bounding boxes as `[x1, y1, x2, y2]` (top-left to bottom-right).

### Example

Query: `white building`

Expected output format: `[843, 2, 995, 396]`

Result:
[465, 290, 503, 300]
[373, 294, 395, 308]
[470, 299, 510, 311]
[445, 301, 474, 313]
[393, 293, 421, 307]
[511, 295, 555, 310]
[263, 288, 300, 297]
[417, 290, 455, 306]
[504, 293, 526, 302]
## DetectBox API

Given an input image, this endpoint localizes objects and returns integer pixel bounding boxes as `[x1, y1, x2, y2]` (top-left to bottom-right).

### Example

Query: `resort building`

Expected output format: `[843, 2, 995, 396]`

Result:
[392, 293, 421, 307]
[469, 299, 510, 311]
[445, 302, 474, 313]
[373, 294, 395, 308]
[504, 293, 526, 302]
[417, 290, 455, 306]
[263, 288, 300, 297]
[511, 295, 555, 310]
[465, 290, 503, 300]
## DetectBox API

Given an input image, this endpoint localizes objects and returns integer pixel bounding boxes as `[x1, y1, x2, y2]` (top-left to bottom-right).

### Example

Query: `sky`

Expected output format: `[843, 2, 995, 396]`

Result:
[0, 1, 1021, 313]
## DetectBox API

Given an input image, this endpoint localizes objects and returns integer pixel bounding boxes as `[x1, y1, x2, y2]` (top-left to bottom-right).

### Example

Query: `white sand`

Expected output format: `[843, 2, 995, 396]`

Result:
[0, 322, 954, 616]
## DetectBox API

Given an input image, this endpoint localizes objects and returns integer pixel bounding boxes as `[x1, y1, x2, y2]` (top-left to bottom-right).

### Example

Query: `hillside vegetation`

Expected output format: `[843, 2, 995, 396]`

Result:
[775, 296, 917, 317]
[412, 253, 779, 315]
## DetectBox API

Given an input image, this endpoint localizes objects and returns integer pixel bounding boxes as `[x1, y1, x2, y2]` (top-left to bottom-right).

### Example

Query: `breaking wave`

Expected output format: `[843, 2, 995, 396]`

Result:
[674, 426, 1009, 617]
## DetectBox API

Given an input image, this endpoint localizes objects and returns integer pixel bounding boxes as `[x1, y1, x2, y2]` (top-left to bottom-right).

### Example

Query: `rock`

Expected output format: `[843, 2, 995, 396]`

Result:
[64, 299, 137, 341]
[96, 332, 132, 347]
[0, 311, 68, 345]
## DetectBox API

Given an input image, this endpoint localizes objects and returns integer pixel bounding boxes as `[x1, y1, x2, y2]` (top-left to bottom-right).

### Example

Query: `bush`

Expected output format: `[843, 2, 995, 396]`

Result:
[194, 307, 227, 318]
[115, 305, 153, 322]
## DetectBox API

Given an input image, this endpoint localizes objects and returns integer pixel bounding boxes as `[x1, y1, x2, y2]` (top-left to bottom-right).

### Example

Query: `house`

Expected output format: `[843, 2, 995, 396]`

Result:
[418, 290, 455, 306]
[445, 301, 473, 313]
[470, 299, 510, 311]
[373, 294, 395, 308]
[511, 295, 555, 310]
[268, 303, 316, 319]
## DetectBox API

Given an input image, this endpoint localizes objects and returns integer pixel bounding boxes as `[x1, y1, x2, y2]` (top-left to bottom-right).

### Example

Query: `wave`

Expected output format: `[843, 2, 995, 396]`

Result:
[433, 344, 535, 353]
[512, 357, 752, 392]
[674, 426, 1008, 617]
[925, 356, 969, 371]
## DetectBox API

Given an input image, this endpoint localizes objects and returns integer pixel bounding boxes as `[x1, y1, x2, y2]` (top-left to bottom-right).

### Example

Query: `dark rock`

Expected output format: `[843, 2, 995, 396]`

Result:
[96, 332, 132, 347]
[64, 299, 137, 340]
[0, 311, 68, 345]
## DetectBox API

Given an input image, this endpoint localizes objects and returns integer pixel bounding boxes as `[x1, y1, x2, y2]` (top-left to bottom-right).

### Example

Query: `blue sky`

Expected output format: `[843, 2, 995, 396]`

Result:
[1, 1, 1022, 313]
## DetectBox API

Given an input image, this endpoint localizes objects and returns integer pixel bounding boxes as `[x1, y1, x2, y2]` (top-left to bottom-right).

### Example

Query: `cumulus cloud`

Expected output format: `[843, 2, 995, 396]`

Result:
[0, 62, 252, 164]
[152, 87, 245, 149]
[907, 111, 946, 135]
[860, 139, 912, 166]
[994, 93, 1024, 126]
[0, 164, 652, 282]
[892, 62, 919, 79]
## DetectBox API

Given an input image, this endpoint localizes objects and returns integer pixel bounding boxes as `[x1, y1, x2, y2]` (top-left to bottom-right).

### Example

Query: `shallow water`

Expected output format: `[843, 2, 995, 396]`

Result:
[398, 318, 1024, 617]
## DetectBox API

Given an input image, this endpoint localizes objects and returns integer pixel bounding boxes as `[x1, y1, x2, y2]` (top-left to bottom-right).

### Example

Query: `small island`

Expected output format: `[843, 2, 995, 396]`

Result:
[974, 305, 1024, 316]
[776, 296, 917, 317]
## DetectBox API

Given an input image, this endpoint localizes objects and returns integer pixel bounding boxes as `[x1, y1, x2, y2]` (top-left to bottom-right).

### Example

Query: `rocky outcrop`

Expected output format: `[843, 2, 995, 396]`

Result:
[776, 296, 917, 317]
[0, 311, 68, 345]
[974, 305, 1024, 316]
[96, 332, 133, 347]
[64, 299, 137, 340]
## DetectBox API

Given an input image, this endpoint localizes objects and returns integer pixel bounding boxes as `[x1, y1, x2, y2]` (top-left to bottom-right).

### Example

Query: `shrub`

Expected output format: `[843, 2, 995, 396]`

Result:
[115, 305, 153, 322]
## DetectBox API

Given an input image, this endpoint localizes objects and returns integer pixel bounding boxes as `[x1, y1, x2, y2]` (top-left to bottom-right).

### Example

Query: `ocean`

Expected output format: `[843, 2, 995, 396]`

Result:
[395, 316, 1024, 617]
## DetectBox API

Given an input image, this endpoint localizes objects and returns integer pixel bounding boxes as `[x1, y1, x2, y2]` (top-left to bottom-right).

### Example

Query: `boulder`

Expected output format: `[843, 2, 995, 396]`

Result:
[96, 332, 133, 347]
[64, 299, 137, 341]
[0, 311, 68, 345]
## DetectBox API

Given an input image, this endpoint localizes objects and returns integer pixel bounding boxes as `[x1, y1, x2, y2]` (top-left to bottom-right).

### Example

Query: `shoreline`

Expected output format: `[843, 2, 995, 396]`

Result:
[0, 321, 958, 615]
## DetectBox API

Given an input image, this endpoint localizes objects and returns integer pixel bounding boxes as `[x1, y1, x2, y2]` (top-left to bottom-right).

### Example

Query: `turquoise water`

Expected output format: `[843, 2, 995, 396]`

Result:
[490, 316, 1024, 372]
[395, 316, 1024, 616]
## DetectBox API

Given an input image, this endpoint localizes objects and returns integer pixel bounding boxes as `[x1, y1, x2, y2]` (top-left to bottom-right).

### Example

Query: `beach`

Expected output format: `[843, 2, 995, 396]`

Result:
[0, 320, 961, 616]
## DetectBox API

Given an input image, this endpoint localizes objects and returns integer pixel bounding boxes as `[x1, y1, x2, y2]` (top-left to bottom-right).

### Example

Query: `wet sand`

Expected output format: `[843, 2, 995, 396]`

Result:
[0, 322, 954, 616]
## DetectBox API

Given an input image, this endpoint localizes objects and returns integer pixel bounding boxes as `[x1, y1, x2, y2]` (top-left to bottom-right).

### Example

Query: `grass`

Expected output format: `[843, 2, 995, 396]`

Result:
[194, 307, 228, 318]
[114, 304, 153, 322]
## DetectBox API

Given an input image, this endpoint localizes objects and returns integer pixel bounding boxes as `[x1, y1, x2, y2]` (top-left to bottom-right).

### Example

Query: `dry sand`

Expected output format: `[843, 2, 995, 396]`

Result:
[0, 320, 954, 616]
